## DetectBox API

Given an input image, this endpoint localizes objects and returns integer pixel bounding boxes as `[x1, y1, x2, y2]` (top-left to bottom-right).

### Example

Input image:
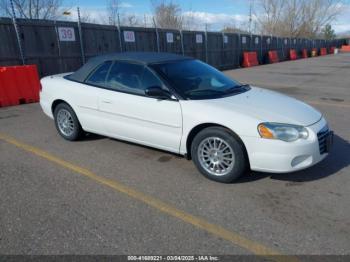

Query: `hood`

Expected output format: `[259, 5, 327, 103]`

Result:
[206, 86, 322, 126]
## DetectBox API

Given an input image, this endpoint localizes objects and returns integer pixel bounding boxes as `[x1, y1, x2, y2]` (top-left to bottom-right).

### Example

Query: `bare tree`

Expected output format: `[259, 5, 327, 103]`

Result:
[121, 14, 140, 27]
[182, 10, 199, 31]
[105, 0, 140, 27]
[0, 0, 62, 19]
[255, 0, 344, 38]
[78, 9, 96, 23]
[152, 0, 183, 30]
[222, 25, 249, 34]
[255, 0, 285, 35]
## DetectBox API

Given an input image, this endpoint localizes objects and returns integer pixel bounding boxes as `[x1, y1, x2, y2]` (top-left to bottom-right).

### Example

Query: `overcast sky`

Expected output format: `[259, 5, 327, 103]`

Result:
[65, 0, 350, 33]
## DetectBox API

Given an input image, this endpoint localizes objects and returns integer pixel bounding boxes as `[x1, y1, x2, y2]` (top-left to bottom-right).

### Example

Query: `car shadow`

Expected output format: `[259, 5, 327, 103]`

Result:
[78, 132, 105, 142]
[76, 131, 349, 183]
[238, 134, 350, 183]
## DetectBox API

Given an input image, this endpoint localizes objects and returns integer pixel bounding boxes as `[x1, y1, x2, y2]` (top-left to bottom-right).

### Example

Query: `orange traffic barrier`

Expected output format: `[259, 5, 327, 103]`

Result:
[341, 45, 350, 52]
[268, 50, 279, 63]
[0, 65, 40, 108]
[302, 49, 308, 58]
[289, 49, 297, 60]
[242, 51, 259, 67]
[320, 48, 327, 56]
[311, 48, 318, 57]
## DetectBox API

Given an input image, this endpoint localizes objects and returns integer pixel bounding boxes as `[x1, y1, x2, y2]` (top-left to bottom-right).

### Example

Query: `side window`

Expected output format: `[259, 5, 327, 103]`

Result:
[142, 68, 165, 90]
[106, 62, 144, 94]
[86, 61, 112, 86]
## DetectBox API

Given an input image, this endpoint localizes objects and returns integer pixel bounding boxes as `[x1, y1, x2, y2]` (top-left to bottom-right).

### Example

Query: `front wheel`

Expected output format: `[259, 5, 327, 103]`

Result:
[191, 127, 248, 183]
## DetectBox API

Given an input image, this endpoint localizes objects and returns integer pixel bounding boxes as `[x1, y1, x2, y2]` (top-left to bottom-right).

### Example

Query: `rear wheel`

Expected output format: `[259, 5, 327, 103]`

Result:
[54, 103, 83, 141]
[191, 127, 247, 183]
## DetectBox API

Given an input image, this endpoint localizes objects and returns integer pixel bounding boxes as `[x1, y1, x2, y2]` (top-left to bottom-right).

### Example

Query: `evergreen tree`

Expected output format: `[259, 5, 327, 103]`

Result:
[323, 24, 336, 40]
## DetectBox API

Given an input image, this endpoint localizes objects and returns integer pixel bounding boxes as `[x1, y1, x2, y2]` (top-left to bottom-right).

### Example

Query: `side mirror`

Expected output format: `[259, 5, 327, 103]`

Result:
[145, 86, 172, 100]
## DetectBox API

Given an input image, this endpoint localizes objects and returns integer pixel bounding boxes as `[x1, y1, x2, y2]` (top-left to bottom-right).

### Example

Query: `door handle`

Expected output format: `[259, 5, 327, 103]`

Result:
[101, 100, 112, 104]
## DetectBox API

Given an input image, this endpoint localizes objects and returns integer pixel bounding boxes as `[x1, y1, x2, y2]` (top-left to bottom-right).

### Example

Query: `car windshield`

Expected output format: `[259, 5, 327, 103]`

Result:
[150, 59, 249, 100]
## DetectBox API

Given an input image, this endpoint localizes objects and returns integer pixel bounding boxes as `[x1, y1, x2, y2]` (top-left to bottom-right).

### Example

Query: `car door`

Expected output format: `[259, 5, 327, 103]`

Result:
[98, 61, 183, 153]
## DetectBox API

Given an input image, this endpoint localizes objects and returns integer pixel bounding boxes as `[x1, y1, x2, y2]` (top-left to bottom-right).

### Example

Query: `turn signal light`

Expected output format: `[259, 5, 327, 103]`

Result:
[258, 124, 274, 139]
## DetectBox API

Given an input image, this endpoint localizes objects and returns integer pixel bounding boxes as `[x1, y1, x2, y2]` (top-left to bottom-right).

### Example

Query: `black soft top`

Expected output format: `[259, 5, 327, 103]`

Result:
[68, 52, 192, 82]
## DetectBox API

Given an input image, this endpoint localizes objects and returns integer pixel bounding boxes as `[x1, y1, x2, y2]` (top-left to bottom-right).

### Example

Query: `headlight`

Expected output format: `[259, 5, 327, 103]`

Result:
[258, 123, 309, 142]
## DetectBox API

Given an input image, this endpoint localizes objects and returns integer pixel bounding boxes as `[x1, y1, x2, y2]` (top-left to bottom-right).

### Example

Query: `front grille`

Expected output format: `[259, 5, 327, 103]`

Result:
[317, 125, 330, 155]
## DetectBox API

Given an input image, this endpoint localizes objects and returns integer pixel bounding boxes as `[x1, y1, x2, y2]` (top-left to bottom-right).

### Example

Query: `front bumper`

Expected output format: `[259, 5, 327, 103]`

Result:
[243, 117, 331, 173]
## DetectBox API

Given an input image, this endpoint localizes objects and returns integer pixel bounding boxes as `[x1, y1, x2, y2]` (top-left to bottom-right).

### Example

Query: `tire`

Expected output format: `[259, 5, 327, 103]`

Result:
[53, 103, 83, 141]
[191, 127, 247, 183]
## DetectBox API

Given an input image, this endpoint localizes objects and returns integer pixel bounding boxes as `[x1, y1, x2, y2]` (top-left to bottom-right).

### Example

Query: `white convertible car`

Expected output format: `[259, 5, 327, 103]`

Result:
[40, 52, 333, 183]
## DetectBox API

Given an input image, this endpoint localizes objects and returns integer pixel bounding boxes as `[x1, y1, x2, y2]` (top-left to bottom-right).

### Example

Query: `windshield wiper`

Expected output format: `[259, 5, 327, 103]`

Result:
[237, 84, 250, 88]
[188, 89, 225, 94]
[224, 84, 250, 94]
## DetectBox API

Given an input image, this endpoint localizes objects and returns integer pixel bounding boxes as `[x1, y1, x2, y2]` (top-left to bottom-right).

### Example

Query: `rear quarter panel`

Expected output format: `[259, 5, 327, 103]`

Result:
[40, 74, 98, 130]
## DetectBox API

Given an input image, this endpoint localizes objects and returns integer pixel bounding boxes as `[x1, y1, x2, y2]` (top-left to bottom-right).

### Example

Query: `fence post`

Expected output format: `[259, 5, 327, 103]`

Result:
[77, 7, 85, 64]
[205, 24, 208, 63]
[237, 33, 241, 68]
[180, 29, 185, 56]
[152, 17, 160, 52]
[10, 0, 25, 65]
[221, 32, 225, 67]
[260, 33, 263, 64]
[117, 13, 123, 52]
[221, 32, 225, 49]
[250, 33, 253, 51]
[53, 20, 62, 72]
